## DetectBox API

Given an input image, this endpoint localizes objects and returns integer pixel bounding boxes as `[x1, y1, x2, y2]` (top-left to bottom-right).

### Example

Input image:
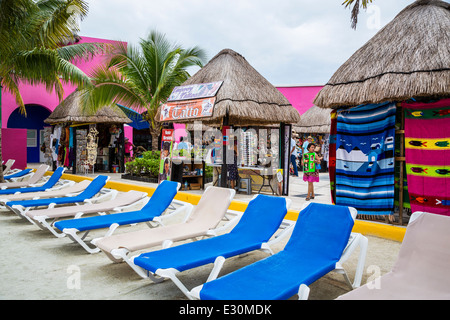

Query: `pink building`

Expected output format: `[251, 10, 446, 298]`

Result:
[277, 85, 323, 115]
[1, 36, 123, 168]
[172, 85, 324, 142]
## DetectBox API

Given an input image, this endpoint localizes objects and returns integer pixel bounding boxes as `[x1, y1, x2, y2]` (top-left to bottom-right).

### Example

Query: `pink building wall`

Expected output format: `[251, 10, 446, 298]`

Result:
[1, 36, 131, 165]
[173, 85, 324, 142]
[2, 36, 122, 126]
[277, 85, 323, 115]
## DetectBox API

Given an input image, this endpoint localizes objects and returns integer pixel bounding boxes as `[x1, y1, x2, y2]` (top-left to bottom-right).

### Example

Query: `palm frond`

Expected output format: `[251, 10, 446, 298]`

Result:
[342, 0, 373, 29]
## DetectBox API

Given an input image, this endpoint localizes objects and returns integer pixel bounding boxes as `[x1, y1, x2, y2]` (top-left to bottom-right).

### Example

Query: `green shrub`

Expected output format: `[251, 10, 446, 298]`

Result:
[125, 151, 161, 177]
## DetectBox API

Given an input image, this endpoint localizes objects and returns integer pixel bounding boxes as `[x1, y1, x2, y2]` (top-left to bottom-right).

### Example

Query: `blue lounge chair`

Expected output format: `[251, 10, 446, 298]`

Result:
[53, 180, 184, 253]
[5, 175, 111, 218]
[4, 168, 32, 180]
[189, 202, 368, 300]
[132, 194, 293, 298]
[0, 167, 66, 195]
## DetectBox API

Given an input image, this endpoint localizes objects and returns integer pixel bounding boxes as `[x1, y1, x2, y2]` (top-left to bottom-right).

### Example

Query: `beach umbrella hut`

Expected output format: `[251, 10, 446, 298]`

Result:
[45, 89, 132, 174]
[313, 0, 450, 222]
[314, 0, 449, 108]
[45, 90, 132, 125]
[157, 49, 300, 126]
[156, 48, 300, 191]
[293, 105, 331, 134]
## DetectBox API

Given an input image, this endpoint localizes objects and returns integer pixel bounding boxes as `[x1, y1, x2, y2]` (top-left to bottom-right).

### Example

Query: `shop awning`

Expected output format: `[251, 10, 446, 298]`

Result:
[117, 104, 149, 130]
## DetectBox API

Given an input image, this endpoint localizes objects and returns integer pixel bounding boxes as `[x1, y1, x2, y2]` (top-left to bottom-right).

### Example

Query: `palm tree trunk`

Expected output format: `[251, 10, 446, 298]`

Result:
[0, 130, 4, 183]
[150, 125, 161, 151]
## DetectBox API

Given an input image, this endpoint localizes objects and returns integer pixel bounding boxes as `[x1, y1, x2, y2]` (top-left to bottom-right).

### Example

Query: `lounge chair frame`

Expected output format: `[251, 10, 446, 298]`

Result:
[94, 186, 237, 274]
[188, 203, 368, 300]
[26, 191, 148, 237]
[129, 196, 293, 299]
[6, 176, 114, 219]
[63, 197, 192, 254]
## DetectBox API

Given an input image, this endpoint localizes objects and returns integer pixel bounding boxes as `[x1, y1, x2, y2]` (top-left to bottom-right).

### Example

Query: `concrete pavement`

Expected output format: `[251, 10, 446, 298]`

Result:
[0, 168, 403, 300]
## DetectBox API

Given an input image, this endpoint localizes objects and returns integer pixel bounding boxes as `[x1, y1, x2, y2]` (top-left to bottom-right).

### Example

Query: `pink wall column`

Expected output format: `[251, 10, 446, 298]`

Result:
[2, 128, 27, 169]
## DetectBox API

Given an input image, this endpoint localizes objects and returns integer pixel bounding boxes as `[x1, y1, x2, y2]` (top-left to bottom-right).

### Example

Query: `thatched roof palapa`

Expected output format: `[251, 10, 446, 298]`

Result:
[45, 90, 132, 125]
[314, 0, 450, 109]
[156, 49, 300, 126]
[293, 105, 331, 134]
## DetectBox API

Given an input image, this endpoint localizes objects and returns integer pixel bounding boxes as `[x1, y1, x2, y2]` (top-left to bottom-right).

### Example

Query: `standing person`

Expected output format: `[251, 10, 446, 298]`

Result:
[302, 136, 313, 156]
[177, 136, 188, 156]
[124, 138, 135, 162]
[227, 141, 238, 189]
[303, 143, 321, 201]
[290, 134, 298, 177]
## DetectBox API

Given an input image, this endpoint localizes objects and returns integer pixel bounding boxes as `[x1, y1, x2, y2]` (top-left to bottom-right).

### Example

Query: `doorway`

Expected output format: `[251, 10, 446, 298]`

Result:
[7, 104, 51, 163]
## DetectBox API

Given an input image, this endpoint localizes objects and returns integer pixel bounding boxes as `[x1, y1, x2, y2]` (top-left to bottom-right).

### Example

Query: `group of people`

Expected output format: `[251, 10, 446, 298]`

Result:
[290, 135, 323, 201]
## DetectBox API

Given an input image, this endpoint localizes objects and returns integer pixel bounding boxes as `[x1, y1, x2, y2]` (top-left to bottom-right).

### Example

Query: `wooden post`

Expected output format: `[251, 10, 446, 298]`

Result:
[220, 114, 229, 188]
[395, 102, 405, 225]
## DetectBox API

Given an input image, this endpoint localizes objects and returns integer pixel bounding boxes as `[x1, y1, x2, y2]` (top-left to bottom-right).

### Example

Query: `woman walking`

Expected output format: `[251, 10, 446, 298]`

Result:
[302, 143, 322, 201]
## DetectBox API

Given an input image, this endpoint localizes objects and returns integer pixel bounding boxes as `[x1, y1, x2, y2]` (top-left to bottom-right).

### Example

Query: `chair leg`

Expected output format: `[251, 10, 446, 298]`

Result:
[207, 256, 225, 282]
[63, 228, 101, 254]
[298, 284, 310, 300]
[156, 268, 193, 300]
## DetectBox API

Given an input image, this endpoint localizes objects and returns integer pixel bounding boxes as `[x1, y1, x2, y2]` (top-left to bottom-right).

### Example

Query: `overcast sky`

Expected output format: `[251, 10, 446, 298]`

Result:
[79, 0, 413, 86]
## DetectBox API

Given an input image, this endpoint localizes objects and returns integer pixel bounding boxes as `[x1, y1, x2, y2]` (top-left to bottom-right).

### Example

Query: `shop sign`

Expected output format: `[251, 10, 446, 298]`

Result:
[168, 81, 223, 102]
[160, 97, 216, 121]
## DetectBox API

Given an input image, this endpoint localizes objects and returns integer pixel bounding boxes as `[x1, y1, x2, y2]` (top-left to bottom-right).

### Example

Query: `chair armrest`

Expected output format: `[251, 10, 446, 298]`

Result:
[260, 220, 295, 255]
[112, 197, 150, 213]
[205, 210, 243, 236]
[153, 200, 194, 226]
[88, 189, 118, 204]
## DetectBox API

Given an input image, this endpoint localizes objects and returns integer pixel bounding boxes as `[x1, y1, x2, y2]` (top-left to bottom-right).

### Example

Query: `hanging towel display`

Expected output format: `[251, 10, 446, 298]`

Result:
[403, 98, 450, 217]
[335, 102, 396, 216]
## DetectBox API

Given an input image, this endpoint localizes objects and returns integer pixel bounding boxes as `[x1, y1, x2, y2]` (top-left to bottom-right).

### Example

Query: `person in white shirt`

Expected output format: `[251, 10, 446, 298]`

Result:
[290, 136, 298, 177]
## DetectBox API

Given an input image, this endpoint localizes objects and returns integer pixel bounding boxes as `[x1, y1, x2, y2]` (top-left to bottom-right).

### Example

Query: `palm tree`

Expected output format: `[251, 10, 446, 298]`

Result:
[0, 0, 107, 181]
[342, 0, 374, 29]
[80, 30, 207, 150]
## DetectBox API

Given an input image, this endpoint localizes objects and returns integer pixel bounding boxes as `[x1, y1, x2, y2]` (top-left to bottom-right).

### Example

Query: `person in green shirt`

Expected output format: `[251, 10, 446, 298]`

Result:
[302, 143, 322, 201]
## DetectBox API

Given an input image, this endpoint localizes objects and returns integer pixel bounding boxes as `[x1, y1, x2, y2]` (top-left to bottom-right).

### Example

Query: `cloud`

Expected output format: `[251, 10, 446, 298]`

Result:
[80, 0, 412, 85]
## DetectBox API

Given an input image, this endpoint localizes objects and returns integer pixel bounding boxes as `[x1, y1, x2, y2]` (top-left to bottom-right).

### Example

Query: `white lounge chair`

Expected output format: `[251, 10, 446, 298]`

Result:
[0, 164, 49, 189]
[337, 211, 450, 300]
[3, 159, 16, 175]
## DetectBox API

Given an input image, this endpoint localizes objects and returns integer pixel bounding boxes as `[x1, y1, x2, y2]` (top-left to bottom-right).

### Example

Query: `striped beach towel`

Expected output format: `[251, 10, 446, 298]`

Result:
[403, 98, 450, 217]
[329, 110, 337, 204]
[335, 102, 396, 216]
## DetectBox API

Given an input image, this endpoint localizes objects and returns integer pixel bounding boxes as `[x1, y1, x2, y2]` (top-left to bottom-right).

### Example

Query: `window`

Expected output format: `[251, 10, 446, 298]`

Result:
[27, 130, 37, 147]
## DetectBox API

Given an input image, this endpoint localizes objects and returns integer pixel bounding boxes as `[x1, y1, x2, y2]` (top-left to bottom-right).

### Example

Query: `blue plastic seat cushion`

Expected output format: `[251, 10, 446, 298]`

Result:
[134, 195, 288, 273]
